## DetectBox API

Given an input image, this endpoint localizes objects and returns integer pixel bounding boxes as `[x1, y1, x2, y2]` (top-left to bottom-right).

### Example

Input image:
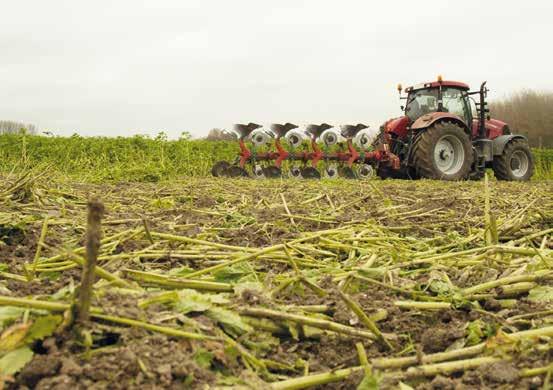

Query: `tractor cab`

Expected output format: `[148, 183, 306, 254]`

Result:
[404, 81, 471, 124]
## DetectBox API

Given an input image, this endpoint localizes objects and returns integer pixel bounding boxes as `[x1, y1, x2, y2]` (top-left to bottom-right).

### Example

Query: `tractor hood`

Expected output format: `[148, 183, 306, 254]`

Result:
[382, 116, 410, 138]
[473, 117, 509, 139]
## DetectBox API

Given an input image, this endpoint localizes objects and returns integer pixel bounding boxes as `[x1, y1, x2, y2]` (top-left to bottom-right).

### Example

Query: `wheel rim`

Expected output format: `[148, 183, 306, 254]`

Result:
[510, 150, 529, 178]
[433, 135, 465, 175]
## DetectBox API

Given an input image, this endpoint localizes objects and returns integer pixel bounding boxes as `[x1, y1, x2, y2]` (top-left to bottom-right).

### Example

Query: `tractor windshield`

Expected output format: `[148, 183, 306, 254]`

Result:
[406, 87, 470, 121]
[405, 89, 439, 120]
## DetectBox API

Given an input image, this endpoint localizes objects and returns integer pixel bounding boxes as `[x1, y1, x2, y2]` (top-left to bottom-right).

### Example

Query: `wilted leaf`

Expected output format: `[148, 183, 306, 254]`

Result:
[0, 346, 33, 375]
[528, 286, 553, 302]
[0, 323, 30, 351]
[206, 307, 252, 336]
[233, 282, 263, 297]
[175, 290, 213, 314]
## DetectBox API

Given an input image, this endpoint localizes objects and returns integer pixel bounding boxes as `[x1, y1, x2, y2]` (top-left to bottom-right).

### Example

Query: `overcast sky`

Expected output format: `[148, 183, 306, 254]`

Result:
[2, 1, 552, 138]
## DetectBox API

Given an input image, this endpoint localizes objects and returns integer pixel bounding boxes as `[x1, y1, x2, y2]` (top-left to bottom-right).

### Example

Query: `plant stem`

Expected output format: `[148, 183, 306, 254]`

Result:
[76, 199, 104, 323]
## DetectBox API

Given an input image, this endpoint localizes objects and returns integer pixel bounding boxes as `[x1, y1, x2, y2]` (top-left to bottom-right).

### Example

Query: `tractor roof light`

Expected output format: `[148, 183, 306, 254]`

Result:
[397, 83, 402, 93]
[437, 75, 443, 83]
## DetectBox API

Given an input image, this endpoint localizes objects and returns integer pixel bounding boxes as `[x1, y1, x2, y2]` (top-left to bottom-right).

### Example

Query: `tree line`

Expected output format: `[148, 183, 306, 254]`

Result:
[490, 90, 553, 148]
[0, 120, 38, 135]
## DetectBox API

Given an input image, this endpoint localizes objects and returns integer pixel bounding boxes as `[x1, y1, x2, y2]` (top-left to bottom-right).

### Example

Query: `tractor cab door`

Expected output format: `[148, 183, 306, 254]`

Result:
[441, 87, 472, 125]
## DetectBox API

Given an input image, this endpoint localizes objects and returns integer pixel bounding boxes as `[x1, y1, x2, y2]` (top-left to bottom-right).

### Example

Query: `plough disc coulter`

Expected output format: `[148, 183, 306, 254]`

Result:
[212, 122, 393, 179]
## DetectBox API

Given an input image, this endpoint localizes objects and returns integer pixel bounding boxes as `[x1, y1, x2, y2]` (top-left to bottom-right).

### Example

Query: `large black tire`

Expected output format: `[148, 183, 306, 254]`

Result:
[262, 166, 282, 178]
[226, 166, 249, 177]
[211, 161, 230, 177]
[411, 122, 473, 180]
[301, 167, 321, 179]
[492, 139, 534, 181]
[338, 166, 356, 179]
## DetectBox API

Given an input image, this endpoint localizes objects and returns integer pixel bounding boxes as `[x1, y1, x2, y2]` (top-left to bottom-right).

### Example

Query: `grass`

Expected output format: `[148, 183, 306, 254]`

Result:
[1, 133, 552, 181]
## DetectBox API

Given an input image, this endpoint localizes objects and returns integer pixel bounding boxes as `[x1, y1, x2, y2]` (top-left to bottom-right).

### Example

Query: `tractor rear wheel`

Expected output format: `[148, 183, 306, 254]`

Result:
[411, 122, 472, 180]
[492, 139, 534, 181]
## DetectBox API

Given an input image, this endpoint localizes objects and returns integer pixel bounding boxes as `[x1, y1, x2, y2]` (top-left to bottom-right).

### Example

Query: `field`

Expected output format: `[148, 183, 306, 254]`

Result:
[1, 134, 553, 181]
[1, 155, 553, 389]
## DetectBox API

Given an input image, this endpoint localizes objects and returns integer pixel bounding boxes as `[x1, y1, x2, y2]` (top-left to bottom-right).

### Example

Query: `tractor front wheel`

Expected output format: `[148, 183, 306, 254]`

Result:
[492, 139, 534, 181]
[411, 122, 472, 180]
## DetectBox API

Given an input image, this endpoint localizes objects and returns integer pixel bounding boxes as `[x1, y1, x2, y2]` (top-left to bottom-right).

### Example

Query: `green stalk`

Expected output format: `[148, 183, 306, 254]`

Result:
[338, 290, 392, 350]
[462, 270, 553, 296]
[185, 233, 323, 279]
[0, 296, 211, 340]
[150, 232, 256, 252]
[123, 268, 233, 292]
[402, 356, 504, 379]
[271, 366, 363, 390]
[91, 313, 212, 340]
[241, 307, 377, 340]
[394, 301, 452, 310]
[29, 215, 49, 280]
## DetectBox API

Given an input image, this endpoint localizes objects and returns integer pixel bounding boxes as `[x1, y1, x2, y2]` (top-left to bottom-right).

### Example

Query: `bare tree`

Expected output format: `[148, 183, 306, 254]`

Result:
[490, 90, 553, 148]
[205, 128, 237, 141]
[0, 120, 38, 135]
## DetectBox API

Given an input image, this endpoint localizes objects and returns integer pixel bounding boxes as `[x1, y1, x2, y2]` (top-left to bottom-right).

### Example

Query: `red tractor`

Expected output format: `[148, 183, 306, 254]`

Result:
[212, 78, 534, 181]
[376, 77, 534, 181]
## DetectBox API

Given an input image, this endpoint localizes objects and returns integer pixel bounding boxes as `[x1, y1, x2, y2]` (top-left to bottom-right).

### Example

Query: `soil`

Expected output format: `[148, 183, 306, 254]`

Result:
[1, 176, 552, 389]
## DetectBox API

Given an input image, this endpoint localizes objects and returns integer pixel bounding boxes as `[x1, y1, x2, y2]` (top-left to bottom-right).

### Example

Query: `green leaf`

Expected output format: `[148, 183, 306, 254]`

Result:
[0, 346, 33, 375]
[528, 286, 553, 302]
[0, 307, 25, 328]
[466, 320, 485, 346]
[193, 348, 213, 368]
[206, 307, 252, 336]
[213, 263, 255, 283]
[24, 315, 62, 344]
[356, 372, 380, 390]
[167, 266, 195, 277]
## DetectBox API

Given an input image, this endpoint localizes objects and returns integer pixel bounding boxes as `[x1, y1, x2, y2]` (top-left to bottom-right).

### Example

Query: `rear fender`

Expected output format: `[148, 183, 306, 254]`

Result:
[492, 135, 526, 156]
[411, 113, 471, 134]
